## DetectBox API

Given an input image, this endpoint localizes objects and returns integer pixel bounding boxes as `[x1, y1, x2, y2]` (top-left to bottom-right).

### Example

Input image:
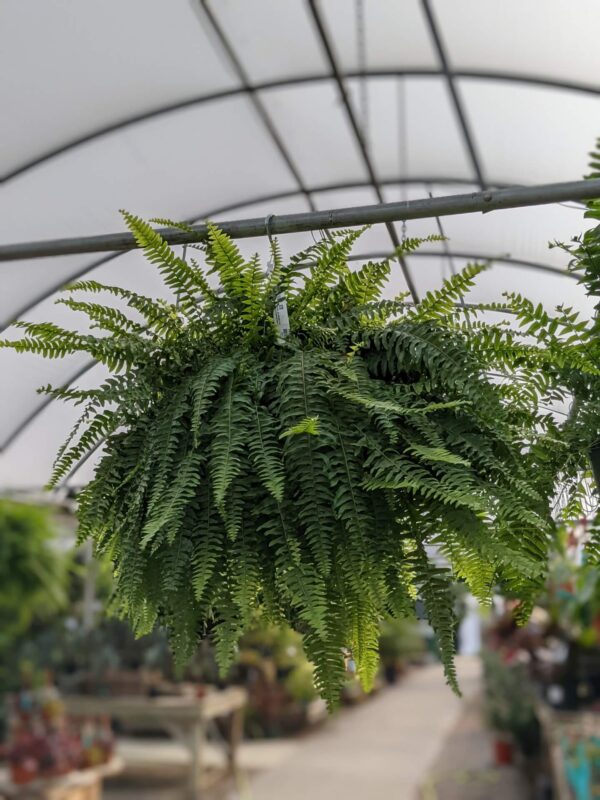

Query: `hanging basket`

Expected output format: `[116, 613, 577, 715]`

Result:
[3, 216, 599, 707]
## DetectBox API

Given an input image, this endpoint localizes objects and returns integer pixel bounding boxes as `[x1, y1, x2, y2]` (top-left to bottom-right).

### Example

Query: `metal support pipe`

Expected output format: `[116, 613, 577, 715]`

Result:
[1, 178, 599, 262]
[306, 0, 418, 301]
[197, 0, 317, 212]
[420, 0, 486, 188]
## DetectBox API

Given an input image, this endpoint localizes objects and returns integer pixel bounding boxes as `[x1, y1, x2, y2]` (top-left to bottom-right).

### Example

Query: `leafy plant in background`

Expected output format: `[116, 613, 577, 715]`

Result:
[236, 622, 318, 705]
[0, 500, 67, 654]
[3, 213, 600, 708]
[541, 524, 600, 648]
[482, 649, 540, 756]
[0, 500, 68, 739]
[378, 618, 425, 669]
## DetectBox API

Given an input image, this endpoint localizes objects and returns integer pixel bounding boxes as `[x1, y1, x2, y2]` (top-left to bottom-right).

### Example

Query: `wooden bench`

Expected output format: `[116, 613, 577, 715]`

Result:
[64, 687, 247, 797]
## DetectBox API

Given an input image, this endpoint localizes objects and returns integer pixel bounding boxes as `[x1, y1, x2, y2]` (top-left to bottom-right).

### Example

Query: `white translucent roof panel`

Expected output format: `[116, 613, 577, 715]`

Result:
[0, 349, 91, 451]
[0, 363, 110, 491]
[205, 0, 328, 83]
[0, 0, 238, 178]
[0, 248, 173, 448]
[350, 77, 474, 182]
[461, 81, 600, 186]
[260, 82, 368, 186]
[0, 97, 299, 243]
[0, 254, 91, 331]
[320, 0, 437, 70]
[311, 185, 380, 210]
[435, 0, 600, 89]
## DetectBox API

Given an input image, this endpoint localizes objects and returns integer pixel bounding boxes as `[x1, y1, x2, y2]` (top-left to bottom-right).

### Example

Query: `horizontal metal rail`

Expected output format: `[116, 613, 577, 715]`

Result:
[1, 178, 599, 262]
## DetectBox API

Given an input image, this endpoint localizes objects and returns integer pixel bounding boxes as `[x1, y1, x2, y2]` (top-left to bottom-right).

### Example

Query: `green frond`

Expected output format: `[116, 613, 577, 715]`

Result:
[413, 547, 460, 694]
[64, 280, 184, 337]
[291, 227, 368, 321]
[48, 409, 119, 488]
[406, 262, 488, 322]
[148, 217, 197, 234]
[204, 222, 246, 300]
[55, 298, 145, 336]
[248, 403, 285, 502]
[280, 415, 320, 438]
[190, 356, 237, 444]
[121, 210, 213, 307]
[209, 376, 249, 510]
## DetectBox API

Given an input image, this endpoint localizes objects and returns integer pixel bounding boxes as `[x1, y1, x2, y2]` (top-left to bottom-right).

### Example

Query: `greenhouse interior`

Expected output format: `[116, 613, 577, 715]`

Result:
[2, 1, 600, 798]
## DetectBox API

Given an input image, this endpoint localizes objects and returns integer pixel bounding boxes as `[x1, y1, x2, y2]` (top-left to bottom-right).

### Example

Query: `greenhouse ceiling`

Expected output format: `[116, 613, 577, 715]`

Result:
[1, 0, 599, 489]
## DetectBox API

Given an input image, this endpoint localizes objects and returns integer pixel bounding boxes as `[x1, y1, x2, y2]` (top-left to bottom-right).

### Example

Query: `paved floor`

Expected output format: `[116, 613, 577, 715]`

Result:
[246, 657, 480, 800]
[420, 691, 530, 800]
[105, 657, 499, 800]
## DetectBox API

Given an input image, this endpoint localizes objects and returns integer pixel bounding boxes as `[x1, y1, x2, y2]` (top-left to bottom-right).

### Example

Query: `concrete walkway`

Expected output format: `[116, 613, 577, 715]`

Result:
[421, 690, 529, 800]
[247, 657, 480, 800]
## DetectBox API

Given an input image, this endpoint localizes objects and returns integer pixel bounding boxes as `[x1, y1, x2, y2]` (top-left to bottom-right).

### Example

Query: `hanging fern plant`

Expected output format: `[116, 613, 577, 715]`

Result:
[3, 216, 599, 706]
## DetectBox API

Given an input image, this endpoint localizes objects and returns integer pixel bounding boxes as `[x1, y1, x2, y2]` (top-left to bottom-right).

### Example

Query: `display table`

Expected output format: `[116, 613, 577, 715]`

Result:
[536, 702, 572, 800]
[0, 757, 122, 800]
[63, 687, 247, 797]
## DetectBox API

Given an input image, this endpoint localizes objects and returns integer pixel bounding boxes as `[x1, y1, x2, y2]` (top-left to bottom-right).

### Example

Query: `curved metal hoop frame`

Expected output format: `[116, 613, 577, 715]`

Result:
[2, 69, 597, 185]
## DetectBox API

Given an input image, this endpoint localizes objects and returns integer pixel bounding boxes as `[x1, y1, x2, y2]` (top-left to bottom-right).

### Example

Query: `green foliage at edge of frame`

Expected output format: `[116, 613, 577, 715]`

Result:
[0, 500, 68, 652]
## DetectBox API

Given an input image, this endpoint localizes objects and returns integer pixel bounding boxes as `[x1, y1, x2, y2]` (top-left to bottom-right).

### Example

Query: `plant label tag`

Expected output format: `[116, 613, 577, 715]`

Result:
[274, 294, 290, 342]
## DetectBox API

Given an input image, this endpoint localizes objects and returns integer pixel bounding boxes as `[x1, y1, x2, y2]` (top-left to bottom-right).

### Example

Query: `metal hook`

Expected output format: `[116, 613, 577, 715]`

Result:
[264, 213, 275, 244]
[265, 214, 276, 275]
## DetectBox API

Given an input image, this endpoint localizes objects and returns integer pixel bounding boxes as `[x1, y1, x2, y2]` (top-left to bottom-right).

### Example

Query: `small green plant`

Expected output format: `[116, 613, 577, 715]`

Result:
[378, 618, 425, 666]
[0, 500, 67, 653]
[237, 622, 318, 704]
[283, 662, 318, 705]
[3, 215, 599, 707]
[538, 524, 600, 647]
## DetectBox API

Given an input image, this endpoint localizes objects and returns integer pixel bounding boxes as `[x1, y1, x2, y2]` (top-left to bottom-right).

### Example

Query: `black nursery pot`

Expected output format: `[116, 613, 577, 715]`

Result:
[589, 441, 600, 491]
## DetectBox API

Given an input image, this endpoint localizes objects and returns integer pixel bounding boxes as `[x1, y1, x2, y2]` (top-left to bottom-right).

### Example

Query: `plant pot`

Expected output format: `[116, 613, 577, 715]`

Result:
[589, 441, 600, 490]
[383, 664, 398, 684]
[10, 759, 39, 785]
[493, 736, 514, 766]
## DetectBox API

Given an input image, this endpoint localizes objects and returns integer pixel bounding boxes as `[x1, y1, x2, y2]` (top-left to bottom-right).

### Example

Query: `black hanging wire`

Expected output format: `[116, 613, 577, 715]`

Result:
[397, 77, 408, 241]
[355, 0, 369, 150]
